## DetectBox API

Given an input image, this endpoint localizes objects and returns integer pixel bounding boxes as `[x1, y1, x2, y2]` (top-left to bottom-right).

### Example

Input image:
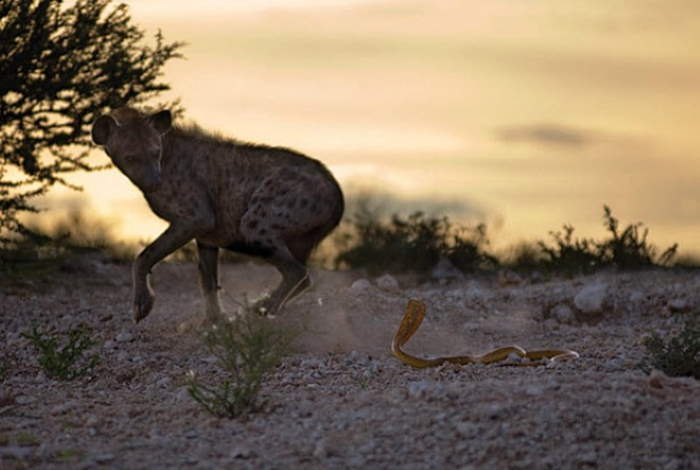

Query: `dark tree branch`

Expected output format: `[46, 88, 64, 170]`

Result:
[0, 0, 184, 243]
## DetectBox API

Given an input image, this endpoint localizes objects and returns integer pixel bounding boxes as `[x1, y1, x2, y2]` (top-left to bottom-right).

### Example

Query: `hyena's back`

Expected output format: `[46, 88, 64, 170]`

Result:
[156, 125, 344, 261]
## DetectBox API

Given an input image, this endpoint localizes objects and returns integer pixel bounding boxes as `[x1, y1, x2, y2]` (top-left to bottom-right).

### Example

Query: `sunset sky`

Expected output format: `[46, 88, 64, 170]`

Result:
[46, 0, 700, 255]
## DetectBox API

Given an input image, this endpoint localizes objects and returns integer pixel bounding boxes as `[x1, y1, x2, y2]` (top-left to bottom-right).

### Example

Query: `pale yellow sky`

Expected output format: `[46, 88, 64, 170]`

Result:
[45, 0, 700, 255]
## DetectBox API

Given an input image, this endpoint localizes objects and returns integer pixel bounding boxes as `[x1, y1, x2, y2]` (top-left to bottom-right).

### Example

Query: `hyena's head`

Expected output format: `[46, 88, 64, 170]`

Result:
[91, 108, 172, 192]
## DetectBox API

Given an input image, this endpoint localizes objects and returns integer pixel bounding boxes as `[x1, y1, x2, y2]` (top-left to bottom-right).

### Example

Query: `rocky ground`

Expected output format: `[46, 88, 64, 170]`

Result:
[1, 253, 700, 469]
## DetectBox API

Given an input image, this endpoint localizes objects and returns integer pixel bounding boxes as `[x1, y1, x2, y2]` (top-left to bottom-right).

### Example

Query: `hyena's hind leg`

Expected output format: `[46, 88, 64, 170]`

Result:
[281, 233, 322, 303]
[256, 231, 328, 315]
[256, 243, 309, 317]
[196, 241, 223, 323]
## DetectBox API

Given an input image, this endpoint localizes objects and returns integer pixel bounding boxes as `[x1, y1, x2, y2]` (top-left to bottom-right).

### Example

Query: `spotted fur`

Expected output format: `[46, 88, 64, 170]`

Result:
[91, 107, 344, 322]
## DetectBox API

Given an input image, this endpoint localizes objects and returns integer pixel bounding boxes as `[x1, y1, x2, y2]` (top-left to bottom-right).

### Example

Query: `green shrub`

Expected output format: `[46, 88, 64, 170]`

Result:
[187, 310, 295, 418]
[598, 205, 677, 269]
[22, 324, 100, 380]
[535, 205, 677, 274]
[640, 313, 700, 379]
[538, 224, 602, 274]
[502, 241, 544, 272]
[448, 223, 499, 272]
[334, 206, 496, 275]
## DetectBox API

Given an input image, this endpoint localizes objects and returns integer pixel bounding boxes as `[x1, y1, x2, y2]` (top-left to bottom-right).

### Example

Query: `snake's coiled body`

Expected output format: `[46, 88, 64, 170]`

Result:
[392, 300, 579, 368]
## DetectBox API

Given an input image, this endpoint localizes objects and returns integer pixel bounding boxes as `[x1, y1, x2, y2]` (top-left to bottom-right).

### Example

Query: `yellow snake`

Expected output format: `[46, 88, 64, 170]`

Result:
[391, 300, 580, 368]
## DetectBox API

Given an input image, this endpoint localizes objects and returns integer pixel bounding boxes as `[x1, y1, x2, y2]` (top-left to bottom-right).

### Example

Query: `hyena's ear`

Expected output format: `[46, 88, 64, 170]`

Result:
[91, 115, 116, 145]
[149, 110, 172, 135]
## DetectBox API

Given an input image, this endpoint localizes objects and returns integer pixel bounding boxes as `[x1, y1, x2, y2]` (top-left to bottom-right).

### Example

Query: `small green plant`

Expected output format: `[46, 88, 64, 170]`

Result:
[22, 324, 100, 380]
[54, 448, 84, 462]
[15, 431, 40, 446]
[187, 310, 295, 418]
[640, 313, 700, 379]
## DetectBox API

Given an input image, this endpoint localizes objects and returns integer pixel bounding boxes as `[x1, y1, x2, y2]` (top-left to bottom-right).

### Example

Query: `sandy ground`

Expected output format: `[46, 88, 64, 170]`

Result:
[1, 254, 700, 469]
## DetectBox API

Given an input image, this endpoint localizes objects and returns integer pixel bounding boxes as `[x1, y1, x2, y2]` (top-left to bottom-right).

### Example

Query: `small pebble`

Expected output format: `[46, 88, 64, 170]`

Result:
[95, 453, 115, 463]
[350, 279, 372, 292]
[116, 331, 134, 343]
[16, 395, 36, 405]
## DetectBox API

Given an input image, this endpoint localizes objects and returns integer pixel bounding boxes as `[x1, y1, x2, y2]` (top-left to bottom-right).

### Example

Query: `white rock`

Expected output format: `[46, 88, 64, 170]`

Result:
[115, 331, 134, 343]
[300, 358, 323, 369]
[95, 453, 115, 464]
[202, 355, 218, 364]
[0, 447, 34, 459]
[574, 282, 608, 314]
[628, 291, 645, 303]
[551, 304, 575, 324]
[50, 400, 78, 415]
[375, 274, 399, 291]
[156, 376, 172, 388]
[175, 386, 191, 402]
[455, 421, 475, 437]
[407, 380, 430, 399]
[15, 395, 36, 405]
[230, 445, 254, 459]
[668, 298, 689, 312]
[85, 414, 100, 427]
[407, 380, 443, 399]
[524, 384, 545, 396]
[350, 279, 372, 292]
[313, 439, 329, 458]
[347, 350, 370, 366]
[431, 257, 464, 280]
[464, 283, 492, 301]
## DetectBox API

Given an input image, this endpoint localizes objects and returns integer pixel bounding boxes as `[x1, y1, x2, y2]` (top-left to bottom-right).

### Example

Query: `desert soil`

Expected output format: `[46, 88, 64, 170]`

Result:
[1, 253, 699, 469]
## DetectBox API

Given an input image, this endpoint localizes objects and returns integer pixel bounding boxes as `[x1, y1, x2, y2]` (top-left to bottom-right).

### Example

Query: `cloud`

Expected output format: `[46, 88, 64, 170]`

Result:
[496, 124, 594, 147]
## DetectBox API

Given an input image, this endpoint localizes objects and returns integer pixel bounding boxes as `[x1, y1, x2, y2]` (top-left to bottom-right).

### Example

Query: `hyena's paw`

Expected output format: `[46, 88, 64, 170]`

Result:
[250, 295, 276, 318]
[133, 287, 155, 323]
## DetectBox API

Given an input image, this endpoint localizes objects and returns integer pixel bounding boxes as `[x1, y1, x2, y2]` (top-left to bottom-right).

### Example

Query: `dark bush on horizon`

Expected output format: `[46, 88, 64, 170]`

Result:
[535, 205, 678, 274]
[332, 203, 685, 276]
[333, 204, 497, 275]
[0, 208, 140, 276]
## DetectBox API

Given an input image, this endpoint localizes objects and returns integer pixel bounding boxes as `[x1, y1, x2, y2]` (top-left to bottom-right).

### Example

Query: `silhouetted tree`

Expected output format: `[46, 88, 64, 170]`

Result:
[0, 0, 183, 243]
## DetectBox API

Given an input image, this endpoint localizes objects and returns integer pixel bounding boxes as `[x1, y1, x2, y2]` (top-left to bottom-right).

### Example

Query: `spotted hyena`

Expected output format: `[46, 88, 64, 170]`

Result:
[91, 107, 344, 323]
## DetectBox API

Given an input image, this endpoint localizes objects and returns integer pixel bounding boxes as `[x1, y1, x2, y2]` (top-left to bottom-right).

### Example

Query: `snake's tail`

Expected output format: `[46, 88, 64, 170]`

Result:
[473, 345, 529, 364]
[524, 349, 580, 361]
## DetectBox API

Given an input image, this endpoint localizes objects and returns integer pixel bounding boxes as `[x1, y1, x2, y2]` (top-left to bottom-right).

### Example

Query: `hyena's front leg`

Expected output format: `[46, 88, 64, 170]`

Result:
[132, 224, 198, 323]
[196, 241, 222, 323]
